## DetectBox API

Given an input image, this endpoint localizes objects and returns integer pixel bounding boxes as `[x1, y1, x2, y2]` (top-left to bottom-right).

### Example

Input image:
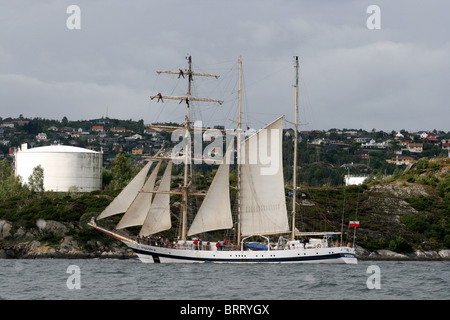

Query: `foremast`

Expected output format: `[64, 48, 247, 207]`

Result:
[151, 56, 222, 241]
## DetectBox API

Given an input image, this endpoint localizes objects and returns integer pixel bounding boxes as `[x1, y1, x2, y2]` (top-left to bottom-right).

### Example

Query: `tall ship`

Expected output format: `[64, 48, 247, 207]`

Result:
[89, 56, 357, 264]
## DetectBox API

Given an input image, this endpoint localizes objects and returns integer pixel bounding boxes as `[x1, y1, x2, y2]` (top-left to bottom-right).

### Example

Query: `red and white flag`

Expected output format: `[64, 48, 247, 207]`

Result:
[349, 221, 360, 227]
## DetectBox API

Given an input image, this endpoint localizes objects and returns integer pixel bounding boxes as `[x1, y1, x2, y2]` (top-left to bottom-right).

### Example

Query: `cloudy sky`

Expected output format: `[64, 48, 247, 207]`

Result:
[0, 0, 449, 132]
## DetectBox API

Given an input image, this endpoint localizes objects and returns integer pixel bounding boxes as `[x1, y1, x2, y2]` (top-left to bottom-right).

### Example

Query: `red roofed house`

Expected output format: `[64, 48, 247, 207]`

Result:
[420, 132, 437, 139]
[423, 137, 439, 144]
[92, 125, 104, 132]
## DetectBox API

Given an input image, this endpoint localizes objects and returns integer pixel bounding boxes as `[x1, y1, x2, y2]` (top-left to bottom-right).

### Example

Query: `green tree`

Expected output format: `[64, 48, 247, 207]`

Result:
[110, 154, 133, 190]
[0, 158, 29, 200]
[23, 119, 43, 135]
[102, 167, 113, 189]
[28, 165, 45, 193]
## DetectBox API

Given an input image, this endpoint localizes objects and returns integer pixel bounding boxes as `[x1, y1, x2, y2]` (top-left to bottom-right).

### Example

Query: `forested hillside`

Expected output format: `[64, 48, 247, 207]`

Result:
[0, 155, 448, 258]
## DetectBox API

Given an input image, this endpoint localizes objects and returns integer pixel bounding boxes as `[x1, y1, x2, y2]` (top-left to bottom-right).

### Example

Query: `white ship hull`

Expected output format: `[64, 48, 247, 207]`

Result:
[124, 241, 357, 264]
[89, 209, 357, 265]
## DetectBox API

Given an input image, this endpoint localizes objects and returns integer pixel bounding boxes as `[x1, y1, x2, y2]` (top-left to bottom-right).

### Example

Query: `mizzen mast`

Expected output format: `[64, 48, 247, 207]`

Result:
[291, 56, 299, 241]
[150, 56, 222, 241]
[236, 55, 243, 245]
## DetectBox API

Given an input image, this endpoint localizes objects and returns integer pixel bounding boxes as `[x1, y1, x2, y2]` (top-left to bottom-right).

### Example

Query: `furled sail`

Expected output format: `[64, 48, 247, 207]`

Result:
[97, 161, 153, 220]
[187, 159, 233, 236]
[139, 161, 173, 236]
[239, 116, 289, 236]
[116, 160, 162, 229]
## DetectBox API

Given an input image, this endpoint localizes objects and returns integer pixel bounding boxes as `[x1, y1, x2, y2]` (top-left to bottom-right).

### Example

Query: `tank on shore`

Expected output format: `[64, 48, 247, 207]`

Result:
[15, 144, 102, 192]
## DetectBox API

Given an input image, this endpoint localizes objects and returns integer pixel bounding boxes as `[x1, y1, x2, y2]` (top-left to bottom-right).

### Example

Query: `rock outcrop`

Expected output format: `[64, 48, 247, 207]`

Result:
[356, 247, 450, 261]
[0, 219, 135, 259]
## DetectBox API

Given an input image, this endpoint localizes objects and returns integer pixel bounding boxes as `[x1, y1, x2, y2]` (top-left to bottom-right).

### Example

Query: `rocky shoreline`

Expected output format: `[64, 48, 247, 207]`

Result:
[0, 219, 135, 260]
[1, 219, 449, 261]
[0, 237, 135, 259]
[355, 246, 450, 261]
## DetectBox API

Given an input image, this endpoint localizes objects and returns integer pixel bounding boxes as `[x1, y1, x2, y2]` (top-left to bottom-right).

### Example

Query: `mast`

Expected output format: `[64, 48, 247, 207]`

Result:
[237, 55, 242, 246]
[152, 56, 221, 241]
[181, 56, 192, 242]
[291, 56, 299, 241]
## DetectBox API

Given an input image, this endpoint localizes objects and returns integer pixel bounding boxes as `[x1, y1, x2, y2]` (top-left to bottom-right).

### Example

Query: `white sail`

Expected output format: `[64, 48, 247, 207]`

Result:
[139, 161, 173, 236]
[116, 160, 162, 229]
[97, 161, 153, 220]
[187, 160, 233, 236]
[239, 116, 289, 236]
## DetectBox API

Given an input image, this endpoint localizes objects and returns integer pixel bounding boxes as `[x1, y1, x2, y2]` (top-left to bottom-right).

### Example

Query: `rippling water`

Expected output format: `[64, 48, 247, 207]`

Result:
[0, 259, 448, 301]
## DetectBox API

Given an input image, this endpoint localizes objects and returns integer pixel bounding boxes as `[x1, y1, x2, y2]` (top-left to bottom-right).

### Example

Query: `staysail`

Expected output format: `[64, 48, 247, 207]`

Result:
[139, 160, 173, 236]
[97, 161, 153, 220]
[187, 158, 233, 236]
[116, 160, 162, 229]
[239, 116, 289, 236]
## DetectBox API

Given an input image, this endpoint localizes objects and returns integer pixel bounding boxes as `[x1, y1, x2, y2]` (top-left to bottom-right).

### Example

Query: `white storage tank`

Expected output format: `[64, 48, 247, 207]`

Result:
[15, 144, 102, 192]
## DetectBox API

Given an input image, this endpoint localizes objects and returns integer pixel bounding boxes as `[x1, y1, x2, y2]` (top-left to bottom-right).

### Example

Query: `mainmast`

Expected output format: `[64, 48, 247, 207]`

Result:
[151, 56, 222, 241]
[291, 56, 299, 241]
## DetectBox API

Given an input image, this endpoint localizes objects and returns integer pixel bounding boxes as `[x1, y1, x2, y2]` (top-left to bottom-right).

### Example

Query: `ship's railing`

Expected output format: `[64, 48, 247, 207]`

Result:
[135, 236, 354, 251]
[136, 237, 240, 251]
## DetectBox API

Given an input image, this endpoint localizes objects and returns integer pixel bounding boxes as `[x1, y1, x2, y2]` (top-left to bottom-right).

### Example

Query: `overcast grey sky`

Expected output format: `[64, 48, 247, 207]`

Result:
[0, 0, 449, 132]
